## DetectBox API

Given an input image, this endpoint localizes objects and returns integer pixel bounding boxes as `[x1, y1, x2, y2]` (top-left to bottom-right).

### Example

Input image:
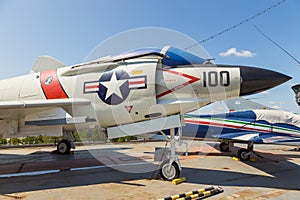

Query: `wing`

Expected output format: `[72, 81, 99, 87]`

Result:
[0, 98, 90, 109]
[0, 98, 97, 138]
[224, 97, 272, 112]
[0, 99, 91, 124]
[216, 132, 261, 142]
[217, 131, 300, 145]
[0, 98, 91, 119]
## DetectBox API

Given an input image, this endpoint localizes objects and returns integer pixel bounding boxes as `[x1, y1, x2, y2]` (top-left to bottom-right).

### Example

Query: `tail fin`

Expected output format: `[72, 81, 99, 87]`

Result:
[31, 56, 66, 73]
[292, 84, 300, 106]
[224, 97, 271, 112]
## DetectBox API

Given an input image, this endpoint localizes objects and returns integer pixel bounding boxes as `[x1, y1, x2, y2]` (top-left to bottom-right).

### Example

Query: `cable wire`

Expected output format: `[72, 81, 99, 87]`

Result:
[185, 0, 287, 50]
[254, 25, 300, 65]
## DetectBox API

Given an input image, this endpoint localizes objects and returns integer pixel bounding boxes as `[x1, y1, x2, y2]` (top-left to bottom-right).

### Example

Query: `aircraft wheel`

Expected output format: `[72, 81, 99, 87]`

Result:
[220, 142, 230, 152]
[237, 148, 250, 161]
[57, 139, 71, 154]
[160, 161, 180, 181]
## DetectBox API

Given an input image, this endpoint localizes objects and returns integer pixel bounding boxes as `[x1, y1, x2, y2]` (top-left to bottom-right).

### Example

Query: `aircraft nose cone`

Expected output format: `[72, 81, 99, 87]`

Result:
[240, 66, 291, 96]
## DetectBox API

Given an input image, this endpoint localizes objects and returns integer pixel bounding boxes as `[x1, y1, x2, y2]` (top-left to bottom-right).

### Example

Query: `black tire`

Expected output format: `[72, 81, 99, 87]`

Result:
[237, 148, 250, 161]
[57, 139, 71, 154]
[220, 142, 230, 152]
[160, 161, 180, 181]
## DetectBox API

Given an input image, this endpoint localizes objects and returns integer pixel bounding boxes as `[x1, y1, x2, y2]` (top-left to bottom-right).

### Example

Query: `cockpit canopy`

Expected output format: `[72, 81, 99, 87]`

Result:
[103, 46, 206, 67]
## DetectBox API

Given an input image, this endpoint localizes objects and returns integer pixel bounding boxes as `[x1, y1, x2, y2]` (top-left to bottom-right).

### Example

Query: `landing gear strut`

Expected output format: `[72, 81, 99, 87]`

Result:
[236, 142, 254, 161]
[57, 131, 76, 154]
[159, 127, 187, 181]
[220, 141, 258, 161]
[237, 148, 251, 161]
[219, 142, 230, 152]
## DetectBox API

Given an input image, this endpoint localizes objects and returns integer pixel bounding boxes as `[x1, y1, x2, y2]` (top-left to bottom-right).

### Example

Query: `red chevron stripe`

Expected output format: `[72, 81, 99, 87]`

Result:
[156, 69, 200, 98]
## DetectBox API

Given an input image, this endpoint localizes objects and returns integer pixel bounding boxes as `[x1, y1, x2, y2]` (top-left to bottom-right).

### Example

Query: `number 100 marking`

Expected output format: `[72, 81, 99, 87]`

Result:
[203, 71, 230, 87]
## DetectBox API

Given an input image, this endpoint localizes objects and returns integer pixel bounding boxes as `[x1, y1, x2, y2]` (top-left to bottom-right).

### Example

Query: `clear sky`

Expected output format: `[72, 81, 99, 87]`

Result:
[0, 0, 299, 113]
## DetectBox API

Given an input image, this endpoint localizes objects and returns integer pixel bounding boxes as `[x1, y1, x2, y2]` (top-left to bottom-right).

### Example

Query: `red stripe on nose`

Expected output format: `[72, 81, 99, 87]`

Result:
[40, 69, 68, 99]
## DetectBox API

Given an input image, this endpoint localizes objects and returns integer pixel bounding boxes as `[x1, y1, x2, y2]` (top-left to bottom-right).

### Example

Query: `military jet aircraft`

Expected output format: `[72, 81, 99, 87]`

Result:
[0, 46, 290, 180]
[292, 84, 300, 106]
[182, 98, 300, 161]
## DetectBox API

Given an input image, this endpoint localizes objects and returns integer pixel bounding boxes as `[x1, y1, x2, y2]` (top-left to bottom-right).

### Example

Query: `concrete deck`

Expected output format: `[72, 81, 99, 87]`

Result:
[0, 140, 299, 199]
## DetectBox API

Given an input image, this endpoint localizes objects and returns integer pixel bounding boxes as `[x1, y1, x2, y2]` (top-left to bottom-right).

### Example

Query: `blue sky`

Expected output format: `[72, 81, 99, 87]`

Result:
[0, 0, 299, 112]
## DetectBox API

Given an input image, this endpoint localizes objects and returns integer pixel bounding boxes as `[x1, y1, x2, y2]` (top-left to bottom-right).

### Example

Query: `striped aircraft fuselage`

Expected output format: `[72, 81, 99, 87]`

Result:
[183, 110, 300, 145]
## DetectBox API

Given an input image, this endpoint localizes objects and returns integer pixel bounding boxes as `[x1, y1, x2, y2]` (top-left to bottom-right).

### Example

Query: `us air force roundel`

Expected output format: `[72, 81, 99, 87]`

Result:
[84, 70, 147, 105]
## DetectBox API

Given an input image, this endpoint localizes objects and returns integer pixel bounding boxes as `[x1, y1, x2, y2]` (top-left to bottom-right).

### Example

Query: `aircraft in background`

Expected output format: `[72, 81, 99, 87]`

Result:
[182, 98, 300, 161]
[0, 46, 290, 180]
[292, 84, 300, 106]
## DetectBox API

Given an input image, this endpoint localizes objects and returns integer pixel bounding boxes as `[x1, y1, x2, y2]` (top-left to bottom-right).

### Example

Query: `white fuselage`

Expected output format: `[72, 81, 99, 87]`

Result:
[0, 58, 241, 137]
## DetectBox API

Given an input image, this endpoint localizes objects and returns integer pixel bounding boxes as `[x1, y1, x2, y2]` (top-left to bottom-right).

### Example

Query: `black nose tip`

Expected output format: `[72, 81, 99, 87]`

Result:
[240, 66, 291, 96]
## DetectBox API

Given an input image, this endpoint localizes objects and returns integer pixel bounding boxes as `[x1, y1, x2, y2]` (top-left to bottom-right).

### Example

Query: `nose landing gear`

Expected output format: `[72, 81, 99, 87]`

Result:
[160, 160, 180, 181]
[159, 127, 188, 181]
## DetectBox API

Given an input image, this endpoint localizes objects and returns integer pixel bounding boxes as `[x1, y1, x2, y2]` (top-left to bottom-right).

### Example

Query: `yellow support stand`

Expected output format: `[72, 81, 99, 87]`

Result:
[232, 156, 240, 161]
[172, 177, 186, 185]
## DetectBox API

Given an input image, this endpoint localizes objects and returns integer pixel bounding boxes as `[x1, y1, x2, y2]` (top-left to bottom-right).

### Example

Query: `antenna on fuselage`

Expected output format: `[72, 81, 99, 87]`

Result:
[203, 58, 215, 64]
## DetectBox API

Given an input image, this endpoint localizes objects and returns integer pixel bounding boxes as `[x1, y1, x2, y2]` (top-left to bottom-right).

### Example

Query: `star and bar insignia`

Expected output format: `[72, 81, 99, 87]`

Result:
[84, 70, 147, 105]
